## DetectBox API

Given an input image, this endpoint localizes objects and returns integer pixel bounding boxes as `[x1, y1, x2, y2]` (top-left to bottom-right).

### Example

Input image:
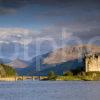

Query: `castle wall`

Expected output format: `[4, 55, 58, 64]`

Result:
[85, 55, 100, 72]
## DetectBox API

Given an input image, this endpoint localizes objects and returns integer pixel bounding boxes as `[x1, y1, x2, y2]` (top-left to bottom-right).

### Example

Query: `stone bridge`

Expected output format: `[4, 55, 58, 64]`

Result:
[15, 76, 47, 81]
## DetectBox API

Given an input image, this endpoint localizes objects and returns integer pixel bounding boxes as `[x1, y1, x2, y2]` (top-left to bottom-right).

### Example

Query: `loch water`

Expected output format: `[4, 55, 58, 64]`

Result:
[0, 80, 100, 100]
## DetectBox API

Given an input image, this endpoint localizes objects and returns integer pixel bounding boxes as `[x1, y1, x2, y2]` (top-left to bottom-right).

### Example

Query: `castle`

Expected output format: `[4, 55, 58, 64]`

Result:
[85, 53, 100, 72]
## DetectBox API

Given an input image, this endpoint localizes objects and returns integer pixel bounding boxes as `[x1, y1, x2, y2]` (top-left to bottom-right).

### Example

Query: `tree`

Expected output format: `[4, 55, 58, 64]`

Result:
[0, 64, 16, 77]
[63, 71, 73, 76]
[47, 71, 57, 80]
[71, 66, 84, 75]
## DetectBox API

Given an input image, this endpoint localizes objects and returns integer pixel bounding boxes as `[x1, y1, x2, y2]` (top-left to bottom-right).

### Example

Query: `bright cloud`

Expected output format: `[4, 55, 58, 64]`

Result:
[0, 28, 34, 45]
[0, 27, 73, 45]
[0, 28, 32, 36]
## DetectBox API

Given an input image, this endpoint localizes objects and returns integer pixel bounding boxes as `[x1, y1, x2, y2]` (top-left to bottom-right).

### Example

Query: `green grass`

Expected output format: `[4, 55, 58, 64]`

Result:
[44, 71, 100, 81]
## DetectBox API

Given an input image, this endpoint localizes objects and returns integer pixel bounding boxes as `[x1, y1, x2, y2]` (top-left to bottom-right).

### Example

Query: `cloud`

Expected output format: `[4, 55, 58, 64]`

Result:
[12, 39, 33, 45]
[74, 28, 100, 40]
[0, 0, 100, 9]
[38, 26, 100, 47]
[0, 28, 31, 36]
[0, 40, 9, 44]
[0, 7, 16, 15]
[0, 26, 99, 60]
[0, 27, 74, 49]
[0, 28, 34, 45]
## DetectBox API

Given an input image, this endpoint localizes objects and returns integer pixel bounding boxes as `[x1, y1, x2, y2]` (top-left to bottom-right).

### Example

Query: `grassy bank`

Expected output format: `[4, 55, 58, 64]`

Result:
[56, 75, 93, 81]
[42, 71, 100, 81]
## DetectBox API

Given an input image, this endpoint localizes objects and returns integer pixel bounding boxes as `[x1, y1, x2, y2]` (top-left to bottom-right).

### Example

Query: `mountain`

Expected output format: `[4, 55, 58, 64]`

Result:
[16, 53, 50, 75]
[43, 45, 100, 64]
[0, 58, 11, 64]
[29, 59, 82, 76]
[7, 59, 29, 68]
[16, 45, 100, 76]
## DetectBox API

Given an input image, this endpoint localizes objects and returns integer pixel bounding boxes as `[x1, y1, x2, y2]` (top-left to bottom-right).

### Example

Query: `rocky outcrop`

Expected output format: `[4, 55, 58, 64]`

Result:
[43, 45, 100, 65]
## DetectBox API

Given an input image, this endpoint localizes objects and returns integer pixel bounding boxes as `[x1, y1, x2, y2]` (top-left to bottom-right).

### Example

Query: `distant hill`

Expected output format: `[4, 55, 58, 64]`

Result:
[7, 59, 29, 68]
[30, 59, 82, 76]
[16, 45, 100, 76]
[0, 58, 11, 64]
[16, 54, 50, 75]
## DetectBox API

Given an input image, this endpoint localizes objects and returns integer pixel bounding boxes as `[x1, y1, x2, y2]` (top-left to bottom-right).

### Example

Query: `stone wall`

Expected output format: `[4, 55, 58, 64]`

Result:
[85, 54, 100, 72]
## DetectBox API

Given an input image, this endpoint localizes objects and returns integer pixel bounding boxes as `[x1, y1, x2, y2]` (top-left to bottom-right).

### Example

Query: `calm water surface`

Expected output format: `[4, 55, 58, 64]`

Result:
[0, 81, 100, 100]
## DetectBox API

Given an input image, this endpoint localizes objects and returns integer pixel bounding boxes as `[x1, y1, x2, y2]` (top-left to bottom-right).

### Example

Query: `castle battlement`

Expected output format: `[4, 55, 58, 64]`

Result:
[85, 53, 100, 72]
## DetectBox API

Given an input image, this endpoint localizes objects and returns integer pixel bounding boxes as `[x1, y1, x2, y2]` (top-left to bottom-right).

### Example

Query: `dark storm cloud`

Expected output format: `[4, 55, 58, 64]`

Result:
[0, 7, 16, 15]
[74, 28, 100, 40]
[0, 0, 100, 8]
[0, 0, 100, 41]
[0, 0, 100, 15]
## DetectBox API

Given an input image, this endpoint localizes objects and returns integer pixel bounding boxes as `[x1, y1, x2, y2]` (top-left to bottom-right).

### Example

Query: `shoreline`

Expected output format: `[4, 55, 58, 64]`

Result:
[0, 75, 99, 82]
[0, 77, 16, 82]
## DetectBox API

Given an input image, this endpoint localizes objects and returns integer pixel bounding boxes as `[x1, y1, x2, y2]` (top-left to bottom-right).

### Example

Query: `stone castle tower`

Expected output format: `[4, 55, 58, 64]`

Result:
[85, 53, 100, 72]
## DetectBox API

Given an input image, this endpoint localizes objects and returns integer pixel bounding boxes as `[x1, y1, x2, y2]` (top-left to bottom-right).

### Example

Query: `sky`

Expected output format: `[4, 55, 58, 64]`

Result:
[0, 0, 100, 60]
